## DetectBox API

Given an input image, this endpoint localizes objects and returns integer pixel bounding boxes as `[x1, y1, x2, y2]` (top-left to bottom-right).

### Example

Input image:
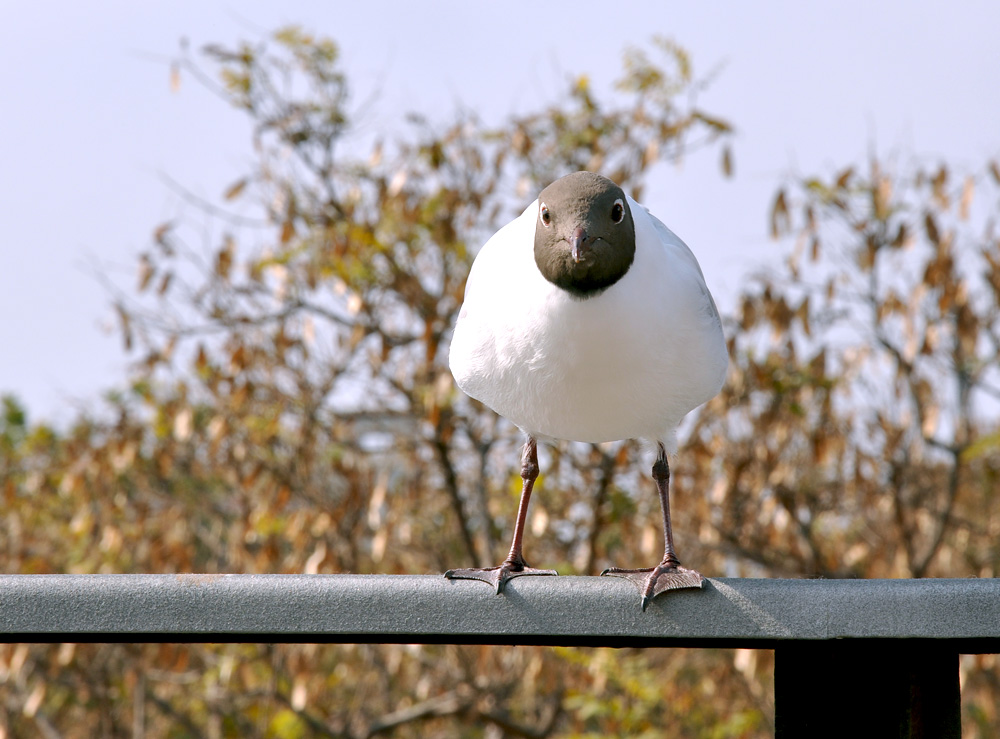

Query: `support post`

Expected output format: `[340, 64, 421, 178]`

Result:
[775, 642, 961, 738]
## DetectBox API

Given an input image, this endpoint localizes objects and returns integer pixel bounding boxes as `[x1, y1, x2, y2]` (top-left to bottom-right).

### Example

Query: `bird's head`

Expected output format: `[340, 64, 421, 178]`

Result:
[533, 172, 636, 299]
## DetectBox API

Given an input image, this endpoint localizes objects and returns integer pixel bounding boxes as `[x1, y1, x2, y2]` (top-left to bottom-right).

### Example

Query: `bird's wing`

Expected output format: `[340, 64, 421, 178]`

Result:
[640, 204, 723, 327]
[459, 200, 537, 311]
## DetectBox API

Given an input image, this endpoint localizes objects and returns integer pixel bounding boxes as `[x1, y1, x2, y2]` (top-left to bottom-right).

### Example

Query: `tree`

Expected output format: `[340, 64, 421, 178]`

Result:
[1, 25, 998, 737]
[697, 159, 1000, 585]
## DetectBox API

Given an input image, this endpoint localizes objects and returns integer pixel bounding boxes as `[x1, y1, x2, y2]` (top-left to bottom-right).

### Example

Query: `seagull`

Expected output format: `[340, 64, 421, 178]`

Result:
[446, 171, 727, 610]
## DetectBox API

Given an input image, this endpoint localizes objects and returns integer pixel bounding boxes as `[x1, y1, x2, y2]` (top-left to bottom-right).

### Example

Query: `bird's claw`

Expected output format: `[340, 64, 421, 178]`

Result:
[602, 563, 704, 610]
[444, 562, 557, 593]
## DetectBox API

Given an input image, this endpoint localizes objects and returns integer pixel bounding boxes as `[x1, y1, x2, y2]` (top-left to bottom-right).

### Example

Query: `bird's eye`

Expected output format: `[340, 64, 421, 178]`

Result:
[611, 199, 625, 224]
[539, 204, 552, 227]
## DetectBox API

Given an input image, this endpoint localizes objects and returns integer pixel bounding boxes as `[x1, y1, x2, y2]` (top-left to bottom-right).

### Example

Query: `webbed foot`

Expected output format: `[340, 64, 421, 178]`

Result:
[445, 561, 557, 593]
[602, 562, 704, 610]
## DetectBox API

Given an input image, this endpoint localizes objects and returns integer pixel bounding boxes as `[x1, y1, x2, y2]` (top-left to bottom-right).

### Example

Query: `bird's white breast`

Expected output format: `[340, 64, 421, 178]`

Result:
[449, 196, 727, 450]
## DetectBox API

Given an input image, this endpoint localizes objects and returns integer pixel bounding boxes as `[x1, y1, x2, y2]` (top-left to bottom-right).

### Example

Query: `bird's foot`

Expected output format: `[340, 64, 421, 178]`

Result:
[602, 561, 704, 611]
[444, 559, 557, 594]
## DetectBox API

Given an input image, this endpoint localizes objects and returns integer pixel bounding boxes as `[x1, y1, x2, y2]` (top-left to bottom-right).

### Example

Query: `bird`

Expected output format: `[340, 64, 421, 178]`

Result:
[445, 171, 727, 610]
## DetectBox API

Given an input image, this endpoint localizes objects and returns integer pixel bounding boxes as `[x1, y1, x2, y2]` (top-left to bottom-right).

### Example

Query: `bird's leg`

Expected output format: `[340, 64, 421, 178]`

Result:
[445, 437, 557, 593]
[602, 443, 704, 609]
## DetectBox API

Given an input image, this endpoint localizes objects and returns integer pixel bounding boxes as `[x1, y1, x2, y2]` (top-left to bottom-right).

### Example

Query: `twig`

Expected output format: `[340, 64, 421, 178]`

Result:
[433, 428, 482, 568]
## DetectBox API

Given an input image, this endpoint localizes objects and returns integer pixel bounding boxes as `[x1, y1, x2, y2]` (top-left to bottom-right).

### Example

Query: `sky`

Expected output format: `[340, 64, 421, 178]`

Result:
[2, 1, 998, 425]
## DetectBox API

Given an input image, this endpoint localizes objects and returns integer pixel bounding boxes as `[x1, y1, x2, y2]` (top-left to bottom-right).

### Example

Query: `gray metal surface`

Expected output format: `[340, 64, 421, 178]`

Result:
[1, 575, 998, 646]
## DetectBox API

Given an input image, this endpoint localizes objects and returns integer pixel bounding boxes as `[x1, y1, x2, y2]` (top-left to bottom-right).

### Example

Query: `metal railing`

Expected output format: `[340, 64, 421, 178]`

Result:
[2, 574, 997, 736]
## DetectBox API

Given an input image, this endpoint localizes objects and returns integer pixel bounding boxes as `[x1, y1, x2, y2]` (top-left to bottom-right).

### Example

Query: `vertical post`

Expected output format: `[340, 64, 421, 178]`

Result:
[775, 642, 961, 738]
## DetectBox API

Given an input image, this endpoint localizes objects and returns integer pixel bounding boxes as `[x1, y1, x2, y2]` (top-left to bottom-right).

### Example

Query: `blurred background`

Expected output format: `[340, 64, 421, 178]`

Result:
[2, 2, 999, 736]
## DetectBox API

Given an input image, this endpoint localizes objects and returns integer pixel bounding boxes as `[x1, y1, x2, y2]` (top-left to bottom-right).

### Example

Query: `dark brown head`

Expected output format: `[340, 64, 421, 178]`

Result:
[533, 172, 636, 299]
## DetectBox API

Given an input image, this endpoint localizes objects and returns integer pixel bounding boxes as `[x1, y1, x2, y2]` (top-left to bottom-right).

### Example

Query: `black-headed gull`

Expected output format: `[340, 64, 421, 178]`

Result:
[446, 172, 727, 609]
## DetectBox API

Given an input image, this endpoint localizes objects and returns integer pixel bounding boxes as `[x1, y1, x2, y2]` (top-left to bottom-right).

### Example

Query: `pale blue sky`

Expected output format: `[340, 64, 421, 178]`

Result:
[2, 2, 998, 423]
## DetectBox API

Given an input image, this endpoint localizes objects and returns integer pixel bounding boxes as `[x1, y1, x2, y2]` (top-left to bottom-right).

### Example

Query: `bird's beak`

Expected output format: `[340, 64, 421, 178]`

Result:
[570, 227, 589, 263]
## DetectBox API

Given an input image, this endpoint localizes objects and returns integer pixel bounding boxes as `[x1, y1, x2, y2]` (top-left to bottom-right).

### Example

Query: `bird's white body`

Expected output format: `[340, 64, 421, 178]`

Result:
[450, 195, 727, 452]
